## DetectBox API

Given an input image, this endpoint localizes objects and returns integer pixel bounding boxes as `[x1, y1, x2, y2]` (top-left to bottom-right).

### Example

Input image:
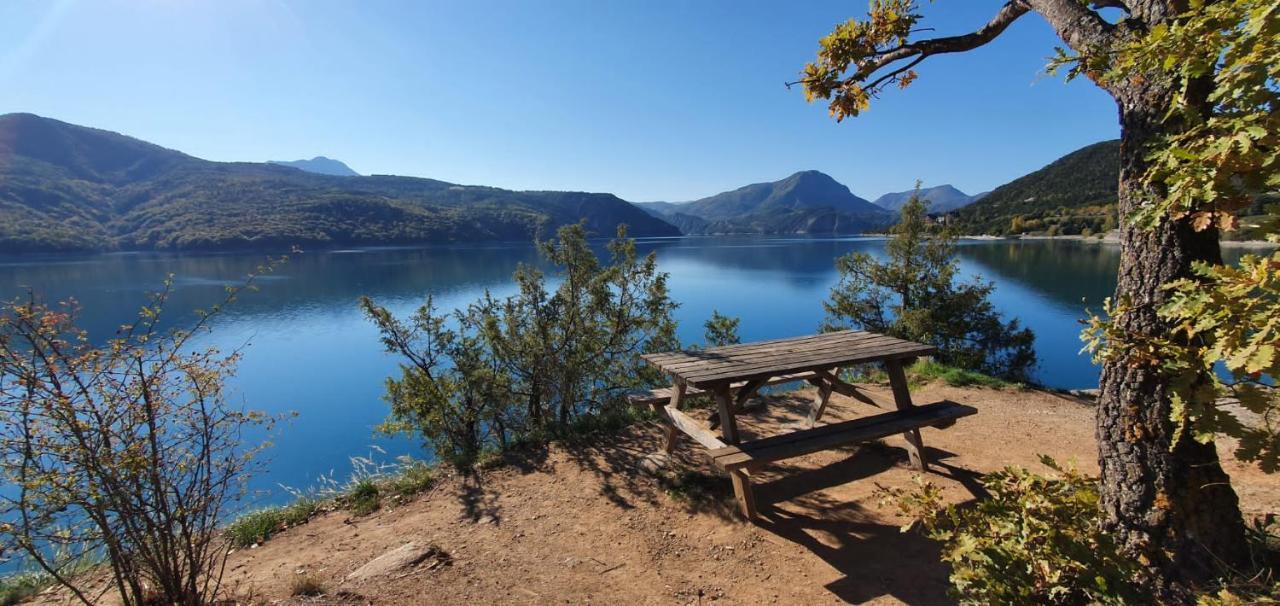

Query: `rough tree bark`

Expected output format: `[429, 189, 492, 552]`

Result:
[1097, 79, 1250, 597]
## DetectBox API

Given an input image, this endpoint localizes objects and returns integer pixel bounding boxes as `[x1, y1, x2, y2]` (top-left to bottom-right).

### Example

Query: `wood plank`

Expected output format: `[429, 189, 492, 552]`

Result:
[806, 373, 882, 407]
[642, 330, 871, 364]
[682, 341, 935, 386]
[649, 333, 897, 373]
[886, 359, 928, 471]
[643, 331, 901, 372]
[805, 367, 838, 426]
[677, 339, 931, 381]
[709, 401, 976, 470]
[659, 381, 686, 454]
[627, 371, 821, 406]
[659, 405, 727, 451]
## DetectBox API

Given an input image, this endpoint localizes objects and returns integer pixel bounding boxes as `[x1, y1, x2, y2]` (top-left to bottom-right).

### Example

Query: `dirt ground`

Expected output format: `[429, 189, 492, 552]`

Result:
[37, 383, 1280, 605]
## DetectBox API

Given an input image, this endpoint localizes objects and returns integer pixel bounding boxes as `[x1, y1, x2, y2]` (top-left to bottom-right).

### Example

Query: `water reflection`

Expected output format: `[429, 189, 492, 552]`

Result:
[0, 237, 1164, 502]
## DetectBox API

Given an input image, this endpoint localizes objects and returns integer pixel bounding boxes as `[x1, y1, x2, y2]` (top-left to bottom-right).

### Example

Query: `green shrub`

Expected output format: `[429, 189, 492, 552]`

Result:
[0, 570, 56, 606]
[387, 459, 436, 498]
[361, 223, 678, 466]
[879, 457, 1141, 605]
[346, 478, 381, 516]
[226, 498, 319, 548]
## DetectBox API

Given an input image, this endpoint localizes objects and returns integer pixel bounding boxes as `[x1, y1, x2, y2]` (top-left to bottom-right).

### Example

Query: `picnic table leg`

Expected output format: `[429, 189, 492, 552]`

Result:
[885, 359, 929, 472]
[713, 384, 739, 444]
[713, 384, 760, 519]
[657, 381, 687, 454]
[805, 367, 839, 427]
[729, 470, 758, 520]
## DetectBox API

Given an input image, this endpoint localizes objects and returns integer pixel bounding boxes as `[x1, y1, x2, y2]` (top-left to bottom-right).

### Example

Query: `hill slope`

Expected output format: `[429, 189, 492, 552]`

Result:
[0, 114, 678, 252]
[947, 140, 1120, 235]
[873, 184, 977, 213]
[268, 156, 360, 176]
[641, 171, 893, 235]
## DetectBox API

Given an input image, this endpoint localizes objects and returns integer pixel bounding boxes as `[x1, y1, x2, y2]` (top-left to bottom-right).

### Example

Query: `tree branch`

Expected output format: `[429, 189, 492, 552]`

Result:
[850, 0, 1033, 87]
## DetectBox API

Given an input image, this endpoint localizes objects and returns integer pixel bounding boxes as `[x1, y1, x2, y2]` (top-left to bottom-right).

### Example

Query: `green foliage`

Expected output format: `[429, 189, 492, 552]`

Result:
[0, 570, 57, 606]
[1079, 0, 1280, 475]
[1084, 245, 1280, 472]
[879, 458, 1141, 605]
[0, 270, 277, 605]
[362, 223, 678, 466]
[799, 0, 921, 120]
[909, 360, 1016, 390]
[824, 188, 1037, 381]
[702, 310, 741, 347]
[225, 499, 320, 548]
[1067, 0, 1279, 232]
[346, 478, 382, 517]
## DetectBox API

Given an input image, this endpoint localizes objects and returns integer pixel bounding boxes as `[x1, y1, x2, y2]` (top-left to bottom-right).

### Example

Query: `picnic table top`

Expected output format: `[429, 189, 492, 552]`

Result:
[641, 330, 935, 388]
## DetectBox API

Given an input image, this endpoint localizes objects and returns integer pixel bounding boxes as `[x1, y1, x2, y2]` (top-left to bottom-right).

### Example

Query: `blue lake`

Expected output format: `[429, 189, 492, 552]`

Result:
[0, 236, 1167, 505]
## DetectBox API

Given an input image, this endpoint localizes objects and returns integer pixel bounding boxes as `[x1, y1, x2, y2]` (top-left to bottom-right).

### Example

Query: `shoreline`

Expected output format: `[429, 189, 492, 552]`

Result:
[960, 233, 1277, 249]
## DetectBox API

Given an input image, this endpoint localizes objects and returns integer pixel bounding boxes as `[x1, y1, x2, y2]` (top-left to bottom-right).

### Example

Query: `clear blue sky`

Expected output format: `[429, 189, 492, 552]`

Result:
[0, 0, 1119, 202]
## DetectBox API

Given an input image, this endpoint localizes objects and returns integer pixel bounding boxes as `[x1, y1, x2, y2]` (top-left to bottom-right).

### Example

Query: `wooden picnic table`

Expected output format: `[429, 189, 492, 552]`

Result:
[636, 330, 976, 520]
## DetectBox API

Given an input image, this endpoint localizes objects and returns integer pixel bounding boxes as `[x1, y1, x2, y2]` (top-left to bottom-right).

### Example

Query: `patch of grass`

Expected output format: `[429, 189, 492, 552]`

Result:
[289, 574, 327, 597]
[908, 361, 1017, 389]
[0, 570, 56, 606]
[346, 477, 381, 516]
[226, 497, 320, 548]
[387, 459, 436, 498]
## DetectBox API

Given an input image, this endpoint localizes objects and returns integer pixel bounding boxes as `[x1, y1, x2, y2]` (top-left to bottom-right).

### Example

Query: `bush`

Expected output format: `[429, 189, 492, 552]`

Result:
[824, 188, 1037, 381]
[346, 478, 382, 516]
[0, 271, 277, 606]
[362, 223, 678, 466]
[879, 457, 1141, 605]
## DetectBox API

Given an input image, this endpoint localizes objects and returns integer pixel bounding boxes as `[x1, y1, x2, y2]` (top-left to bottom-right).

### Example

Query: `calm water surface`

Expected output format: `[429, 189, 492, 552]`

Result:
[0, 236, 1159, 504]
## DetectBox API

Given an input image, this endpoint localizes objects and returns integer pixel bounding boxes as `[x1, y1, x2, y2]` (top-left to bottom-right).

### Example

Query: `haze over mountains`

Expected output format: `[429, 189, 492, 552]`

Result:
[0, 113, 1123, 252]
[268, 156, 360, 177]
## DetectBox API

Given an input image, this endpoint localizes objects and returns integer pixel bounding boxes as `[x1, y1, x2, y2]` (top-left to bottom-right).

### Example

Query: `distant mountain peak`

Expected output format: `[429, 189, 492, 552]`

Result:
[873, 184, 977, 213]
[268, 156, 360, 177]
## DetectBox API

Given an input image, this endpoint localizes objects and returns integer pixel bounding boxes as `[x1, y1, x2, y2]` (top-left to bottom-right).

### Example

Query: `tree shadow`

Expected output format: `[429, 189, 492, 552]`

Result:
[746, 442, 989, 604]
[456, 470, 503, 525]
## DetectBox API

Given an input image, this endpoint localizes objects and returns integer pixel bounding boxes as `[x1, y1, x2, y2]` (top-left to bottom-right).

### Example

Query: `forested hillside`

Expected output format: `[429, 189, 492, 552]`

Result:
[946, 140, 1120, 236]
[0, 114, 678, 252]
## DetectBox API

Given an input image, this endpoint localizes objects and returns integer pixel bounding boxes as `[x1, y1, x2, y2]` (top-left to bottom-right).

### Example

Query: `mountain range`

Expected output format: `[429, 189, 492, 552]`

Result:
[0, 113, 1122, 252]
[638, 170, 896, 235]
[0, 113, 677, 252]
[268, 156, 360, 177]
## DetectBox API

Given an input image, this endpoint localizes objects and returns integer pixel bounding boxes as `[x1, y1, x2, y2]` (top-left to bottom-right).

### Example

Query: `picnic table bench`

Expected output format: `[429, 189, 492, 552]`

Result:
[634, 330, 976, 520]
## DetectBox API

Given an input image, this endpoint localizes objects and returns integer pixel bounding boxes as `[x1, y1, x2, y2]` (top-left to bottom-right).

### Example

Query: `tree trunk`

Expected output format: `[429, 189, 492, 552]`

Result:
[1097, 84, 1250, 599]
